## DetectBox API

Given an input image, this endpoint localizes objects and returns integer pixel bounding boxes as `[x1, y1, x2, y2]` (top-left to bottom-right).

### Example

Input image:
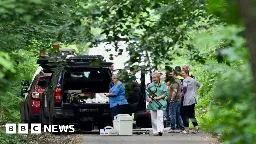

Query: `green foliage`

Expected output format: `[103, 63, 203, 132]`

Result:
[81, 0, 208, 66]
[164, 11, 254, 142]
[0, 92, 22, 124]
[207, 66, 256, 144]
[0, 0, 255, 143]
[0, 51, 16, 89]
[206, 0, 240, 25]
[188, 22, 255, 143]
[116, 70, 136, 98]
[0, 50, 38, 142]
[0, 50, 37, 122]
[0, 130, 28, 144]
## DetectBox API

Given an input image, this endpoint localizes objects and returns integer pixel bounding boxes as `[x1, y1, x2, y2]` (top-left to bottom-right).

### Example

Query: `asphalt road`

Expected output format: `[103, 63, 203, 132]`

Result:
[80, 133, 217, 144]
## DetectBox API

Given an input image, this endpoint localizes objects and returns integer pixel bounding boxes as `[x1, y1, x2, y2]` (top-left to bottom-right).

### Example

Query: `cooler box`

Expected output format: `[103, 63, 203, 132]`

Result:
[113, 114, 133, 135]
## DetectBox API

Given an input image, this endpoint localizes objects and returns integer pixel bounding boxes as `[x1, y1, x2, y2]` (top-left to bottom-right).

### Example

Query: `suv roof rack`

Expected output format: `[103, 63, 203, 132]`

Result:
[36, 56, 58, 65]
[67, 55, 104, 60]
[37, 55, 105, 64]
[37, 55, 112, 68]
[65, 61, 113, 68]
[65, 55, 104, 63]
[59, 48, 76, 52]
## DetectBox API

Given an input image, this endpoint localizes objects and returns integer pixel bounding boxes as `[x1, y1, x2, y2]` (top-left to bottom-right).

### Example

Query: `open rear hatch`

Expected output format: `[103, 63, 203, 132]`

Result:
[62, 67, 112, 106]
[63, 67, 111, 92]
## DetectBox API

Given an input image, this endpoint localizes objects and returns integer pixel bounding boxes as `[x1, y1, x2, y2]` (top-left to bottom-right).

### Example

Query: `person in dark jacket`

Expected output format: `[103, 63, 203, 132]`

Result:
[109, 64, 114, 75]
[109, 64, 114, 88]
[129, 67, 137, 82]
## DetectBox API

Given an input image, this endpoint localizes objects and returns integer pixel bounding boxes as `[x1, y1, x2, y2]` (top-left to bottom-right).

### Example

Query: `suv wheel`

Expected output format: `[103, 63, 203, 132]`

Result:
[79, 121, 93, 131]
[40, 103, 49, 126]
[136, 112, 151, 128]
[48, 98, 61, 135]
[27, 103, 38, 124]
[49, 116, 61, 135]
[24, 102, 32, 129]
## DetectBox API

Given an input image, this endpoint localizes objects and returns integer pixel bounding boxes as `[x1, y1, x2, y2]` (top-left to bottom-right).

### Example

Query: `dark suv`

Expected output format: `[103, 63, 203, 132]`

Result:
[39, 55, 151, 132]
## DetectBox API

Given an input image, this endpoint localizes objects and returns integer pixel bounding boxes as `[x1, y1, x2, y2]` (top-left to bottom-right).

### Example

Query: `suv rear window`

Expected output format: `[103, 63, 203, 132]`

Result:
[63, 68, 111, 92]
[66, 70, 107, 80]
[38, 76, 51, 88]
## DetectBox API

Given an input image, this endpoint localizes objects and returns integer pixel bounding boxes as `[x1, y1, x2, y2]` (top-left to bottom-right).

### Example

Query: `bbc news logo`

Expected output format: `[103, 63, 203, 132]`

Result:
[5, 123, 75, 134]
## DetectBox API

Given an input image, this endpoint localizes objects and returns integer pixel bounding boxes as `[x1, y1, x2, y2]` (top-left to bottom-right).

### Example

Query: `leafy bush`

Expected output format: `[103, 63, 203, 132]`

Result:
[0, 92, 22, 125]
[0, 0, 255, 143]
[206, 66, 256, 144]
[188, 23, 256, 143]
[0, 130, 28, 144]
[0, 50, 38, 143]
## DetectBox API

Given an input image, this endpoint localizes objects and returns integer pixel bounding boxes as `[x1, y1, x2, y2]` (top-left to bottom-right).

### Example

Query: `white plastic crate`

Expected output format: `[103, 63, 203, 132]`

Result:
[100, 126, 118, 136]
[113, 114, 133, 135]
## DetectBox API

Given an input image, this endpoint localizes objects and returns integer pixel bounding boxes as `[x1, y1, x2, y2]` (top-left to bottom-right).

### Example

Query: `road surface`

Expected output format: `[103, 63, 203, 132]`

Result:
[80, 133, 217, 144]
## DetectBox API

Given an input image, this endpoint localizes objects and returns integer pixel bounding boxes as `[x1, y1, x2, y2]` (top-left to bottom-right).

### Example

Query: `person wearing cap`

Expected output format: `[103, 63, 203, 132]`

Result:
[175, 66, 183, 82]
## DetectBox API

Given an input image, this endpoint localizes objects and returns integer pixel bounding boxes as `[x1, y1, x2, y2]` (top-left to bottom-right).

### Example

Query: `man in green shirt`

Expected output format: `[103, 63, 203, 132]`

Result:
[167, 70, 185, 133]
[147, 73, 168, 136]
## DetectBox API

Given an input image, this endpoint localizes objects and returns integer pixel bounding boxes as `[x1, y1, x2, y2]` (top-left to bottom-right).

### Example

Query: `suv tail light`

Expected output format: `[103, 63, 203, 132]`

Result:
[32, 92, 40, 99]
[55, 88, 61, 103]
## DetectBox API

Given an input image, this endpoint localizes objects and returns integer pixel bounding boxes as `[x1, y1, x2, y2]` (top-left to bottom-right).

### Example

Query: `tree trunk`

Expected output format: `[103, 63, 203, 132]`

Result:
[236, 0, 256, 98]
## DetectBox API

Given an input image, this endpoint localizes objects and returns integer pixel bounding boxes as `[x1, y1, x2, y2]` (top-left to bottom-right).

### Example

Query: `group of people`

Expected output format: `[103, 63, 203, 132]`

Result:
[105, 63, 201, 136]
[147, 65, 201, 136]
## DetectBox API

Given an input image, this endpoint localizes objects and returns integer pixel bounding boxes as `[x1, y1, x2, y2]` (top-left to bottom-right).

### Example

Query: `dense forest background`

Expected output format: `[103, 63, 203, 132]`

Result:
[1, 0, 256, 143]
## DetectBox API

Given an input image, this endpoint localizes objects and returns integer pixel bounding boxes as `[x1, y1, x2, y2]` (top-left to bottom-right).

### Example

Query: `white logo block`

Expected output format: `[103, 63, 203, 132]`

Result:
[6, 124, 16, 134]
[31, 123, 41, 134]
[18, 123, 28, 134]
